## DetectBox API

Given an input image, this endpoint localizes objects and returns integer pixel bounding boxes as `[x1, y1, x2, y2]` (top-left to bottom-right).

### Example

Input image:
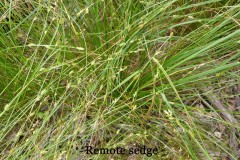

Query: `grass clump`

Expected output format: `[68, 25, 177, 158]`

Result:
[0, 0, 240, 159]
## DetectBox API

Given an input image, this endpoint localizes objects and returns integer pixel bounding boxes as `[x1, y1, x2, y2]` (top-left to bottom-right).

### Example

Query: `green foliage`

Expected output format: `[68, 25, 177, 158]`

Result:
[0, 0, 239, 159]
